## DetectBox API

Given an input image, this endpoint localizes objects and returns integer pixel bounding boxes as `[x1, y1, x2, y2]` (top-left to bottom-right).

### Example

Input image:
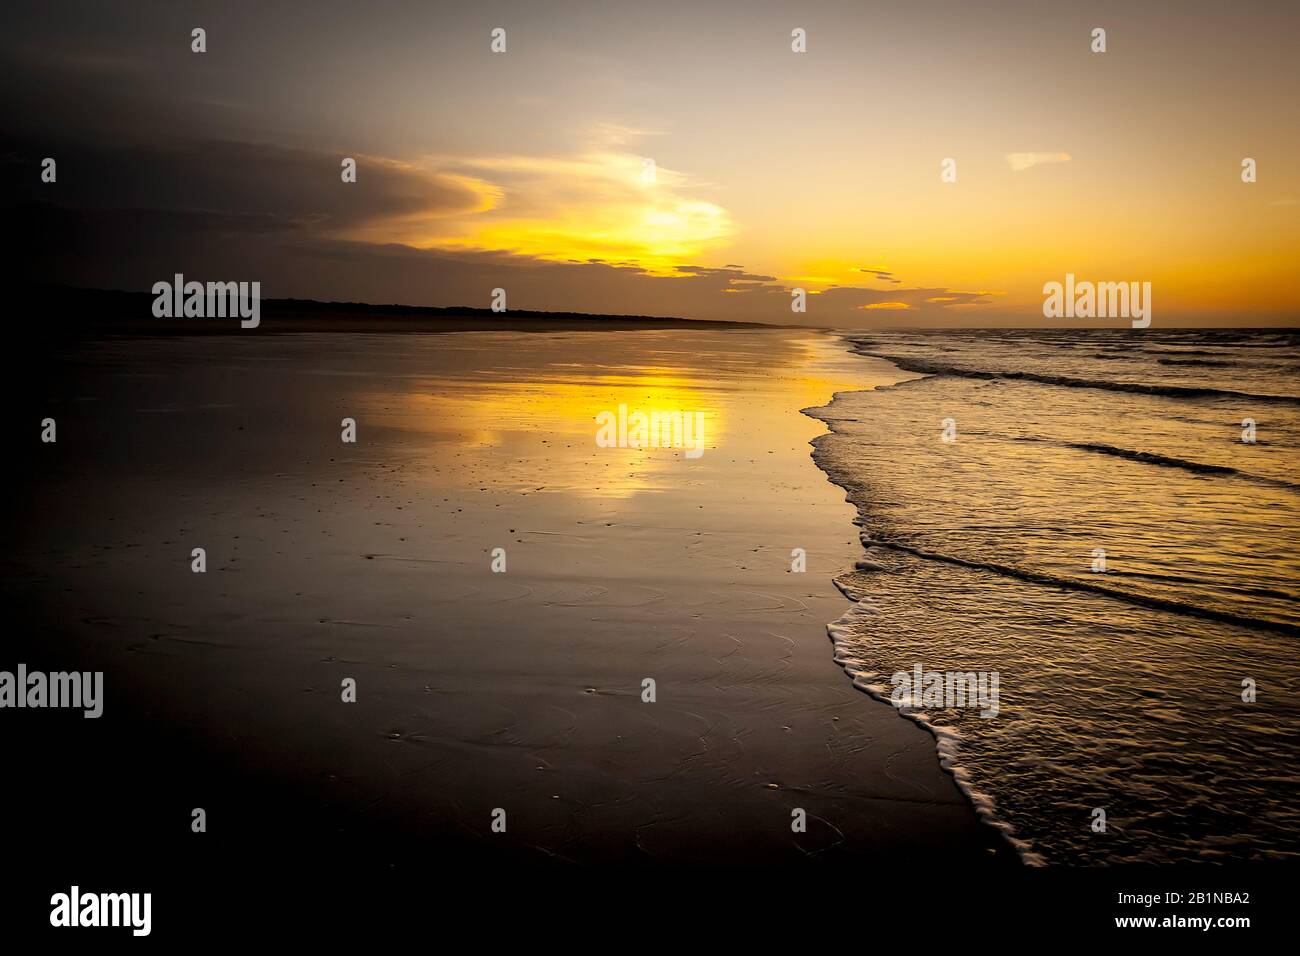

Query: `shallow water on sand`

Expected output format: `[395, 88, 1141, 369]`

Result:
[807, 328, 1300, 864]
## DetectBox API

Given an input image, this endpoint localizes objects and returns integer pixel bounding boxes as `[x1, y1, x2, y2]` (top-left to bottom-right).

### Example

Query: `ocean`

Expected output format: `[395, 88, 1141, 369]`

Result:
[807, 328, 1300, 864]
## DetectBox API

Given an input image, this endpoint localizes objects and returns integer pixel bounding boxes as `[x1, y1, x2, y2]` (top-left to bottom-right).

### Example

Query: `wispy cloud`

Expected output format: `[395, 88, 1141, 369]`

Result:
[1005, 152, 1071, 172]
[855, 266, 902, 285]
[422, 128, 733, 274]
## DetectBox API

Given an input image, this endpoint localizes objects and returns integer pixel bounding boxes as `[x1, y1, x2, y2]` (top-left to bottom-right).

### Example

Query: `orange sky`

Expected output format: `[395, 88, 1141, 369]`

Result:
[6, 0, 1298, 326]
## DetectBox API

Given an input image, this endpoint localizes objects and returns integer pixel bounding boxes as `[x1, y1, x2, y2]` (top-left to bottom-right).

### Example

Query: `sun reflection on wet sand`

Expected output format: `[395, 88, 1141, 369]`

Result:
[363, 371, 718, 498]
[350, 329, 886, 501]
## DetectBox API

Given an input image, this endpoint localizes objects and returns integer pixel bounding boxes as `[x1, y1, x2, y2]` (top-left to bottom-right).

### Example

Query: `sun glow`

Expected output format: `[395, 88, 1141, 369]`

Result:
[400, 143, 733, 276]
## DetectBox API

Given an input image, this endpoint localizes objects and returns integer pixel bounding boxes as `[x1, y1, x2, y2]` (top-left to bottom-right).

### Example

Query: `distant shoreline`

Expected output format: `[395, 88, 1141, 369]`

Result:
[23, 285, 1293, 337]
[21, 284, 768, 337]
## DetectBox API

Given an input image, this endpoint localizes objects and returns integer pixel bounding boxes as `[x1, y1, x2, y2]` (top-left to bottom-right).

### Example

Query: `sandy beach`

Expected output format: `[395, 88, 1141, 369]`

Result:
[5, 325, 1013, 869]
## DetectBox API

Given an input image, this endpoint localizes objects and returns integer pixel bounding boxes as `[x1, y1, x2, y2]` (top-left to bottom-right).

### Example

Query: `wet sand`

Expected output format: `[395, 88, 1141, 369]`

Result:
[3, 326, 1014, 869]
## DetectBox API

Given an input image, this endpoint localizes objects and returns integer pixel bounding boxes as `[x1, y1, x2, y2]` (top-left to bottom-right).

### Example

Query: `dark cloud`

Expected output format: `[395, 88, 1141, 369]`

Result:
[8, 197, 767, 318]
[673, 265, 776, 282]
[2, 137, 484, 235]
[816, 286, 999, 310]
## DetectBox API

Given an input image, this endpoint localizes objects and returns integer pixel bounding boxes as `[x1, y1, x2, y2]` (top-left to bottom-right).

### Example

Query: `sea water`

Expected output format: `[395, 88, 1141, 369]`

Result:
[807, 328, 1300, 864]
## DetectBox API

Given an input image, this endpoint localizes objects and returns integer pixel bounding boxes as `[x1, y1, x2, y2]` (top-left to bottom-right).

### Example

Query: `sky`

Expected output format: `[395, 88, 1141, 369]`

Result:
[3, 0, 1297, 326]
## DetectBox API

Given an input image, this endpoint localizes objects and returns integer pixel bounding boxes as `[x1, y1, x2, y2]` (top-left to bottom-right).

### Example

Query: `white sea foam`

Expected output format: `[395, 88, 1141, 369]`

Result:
[806, 329, 1300, 864]
[827, 595, 1045, 865]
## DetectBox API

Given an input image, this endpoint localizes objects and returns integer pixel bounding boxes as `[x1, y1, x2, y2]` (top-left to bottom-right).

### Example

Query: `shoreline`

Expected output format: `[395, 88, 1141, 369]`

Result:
[800, 345, 1042, 865]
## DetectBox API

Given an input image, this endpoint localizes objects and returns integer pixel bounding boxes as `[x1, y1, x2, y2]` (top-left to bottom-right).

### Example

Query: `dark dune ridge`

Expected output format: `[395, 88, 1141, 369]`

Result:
[18, 284, 765, 338]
